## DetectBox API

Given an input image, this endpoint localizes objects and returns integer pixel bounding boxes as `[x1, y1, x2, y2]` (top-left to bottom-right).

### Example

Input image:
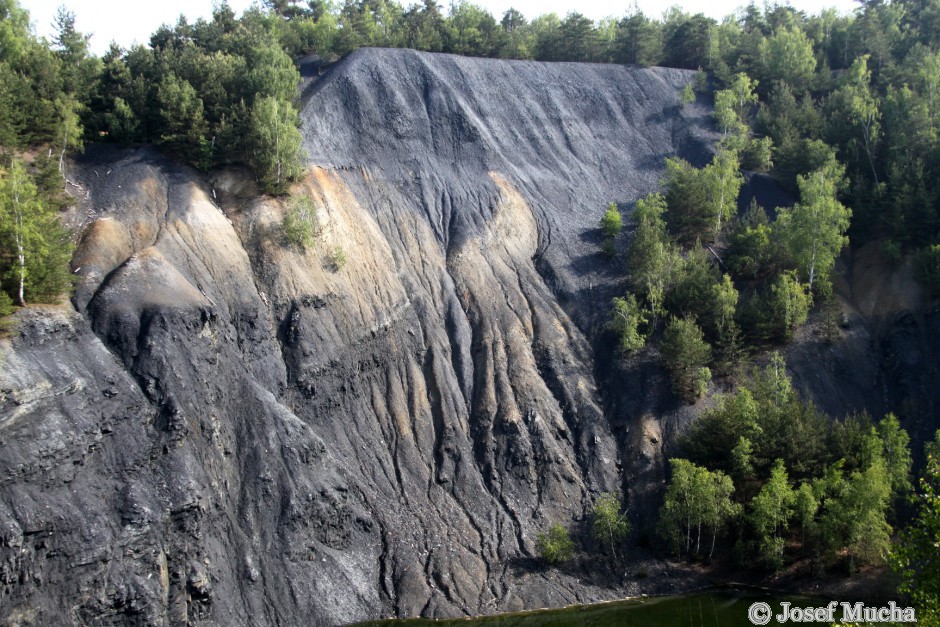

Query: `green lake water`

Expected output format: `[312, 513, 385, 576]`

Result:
[356, 587, 815, 627]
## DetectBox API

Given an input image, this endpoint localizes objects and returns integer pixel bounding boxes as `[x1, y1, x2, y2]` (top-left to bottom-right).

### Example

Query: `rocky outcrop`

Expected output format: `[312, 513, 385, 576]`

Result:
[2, 48, 937, 626]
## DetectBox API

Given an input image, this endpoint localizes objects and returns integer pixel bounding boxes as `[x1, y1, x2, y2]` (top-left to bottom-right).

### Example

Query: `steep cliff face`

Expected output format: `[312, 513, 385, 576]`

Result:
[1, 49, 715, 624]
[2, 48, 936, 626]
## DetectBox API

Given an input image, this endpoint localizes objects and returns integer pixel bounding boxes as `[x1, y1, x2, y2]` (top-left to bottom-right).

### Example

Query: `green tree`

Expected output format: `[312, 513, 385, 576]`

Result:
[749, 459, 795, 569]
[732, 435, 756, 484]
[661, 10, 714, 70]
[248, 95, 306, 195]
[609, 294, 647, 353]
[681, 387, 762, 474]
[660, 458, 709, 554]
[877, 413, 912, 503]
[559, 12, 596, 62]
[616, 10, 661, 66]
[727, 72, 759, 120]
[591, 492, 630, 559]
[776, 158, 850, 292]
[757, 26, 816, 92]
[0, 0, 31, 64]
[667, 245, 718, 323]
[627, 193, 678, 318]
[830, 55, 881, 185]
[0, 158, 73, 305]
[793, 482, 818, 547]
[710, 273, 739, 336]
[661, 316, 712, 402]
[714, 73, 757, 142]
[404, 0, 447, 52]
[498, 8, 532, 59]
[155, 73, 209, 164]
[815, 455, 893, 565]
[664, 149, 742, 243]
[714, 88, 745, 139]
[891, 433, 940, 625]
[703, 468, 738, 559]
[660, 458, 735, 557]
[536, 523, 575, 564]
[726, 202, 776, 280]
[765, 271, 812, 341]
[701, 147, 742, 239]
[447, 2, 500, 57]
[51, 6, 99, 101]
[245, 39, 303, 104]
[663, 157, 707, 242]
[53, 94, 83, 176]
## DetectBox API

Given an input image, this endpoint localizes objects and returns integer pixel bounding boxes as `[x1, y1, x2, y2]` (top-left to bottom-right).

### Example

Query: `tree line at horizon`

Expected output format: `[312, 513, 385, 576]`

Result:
[3, 0, 940, 303]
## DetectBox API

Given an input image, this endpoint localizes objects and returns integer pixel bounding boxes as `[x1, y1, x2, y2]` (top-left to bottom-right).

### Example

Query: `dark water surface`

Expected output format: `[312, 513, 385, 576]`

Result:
[356, 587, 818, 626]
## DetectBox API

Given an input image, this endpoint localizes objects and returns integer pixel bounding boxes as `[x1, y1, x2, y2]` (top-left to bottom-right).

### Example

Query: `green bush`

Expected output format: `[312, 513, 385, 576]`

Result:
[283, 193, 318, 249]
[536, 523, 575, 564]
[331, 246, 347, 271]
[600, 202, 623, 239]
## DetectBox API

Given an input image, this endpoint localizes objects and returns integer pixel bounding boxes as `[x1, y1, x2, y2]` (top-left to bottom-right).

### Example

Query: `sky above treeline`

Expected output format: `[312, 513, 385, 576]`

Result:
[27, 0, 860, 56]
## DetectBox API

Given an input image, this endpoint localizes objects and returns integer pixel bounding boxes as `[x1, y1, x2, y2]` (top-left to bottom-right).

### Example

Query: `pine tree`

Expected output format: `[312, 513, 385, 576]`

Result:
[661, 316, 712, 402]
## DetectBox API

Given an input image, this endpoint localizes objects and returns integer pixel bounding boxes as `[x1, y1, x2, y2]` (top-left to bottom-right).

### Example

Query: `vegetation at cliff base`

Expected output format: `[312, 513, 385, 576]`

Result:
[657, 353, 913, 575]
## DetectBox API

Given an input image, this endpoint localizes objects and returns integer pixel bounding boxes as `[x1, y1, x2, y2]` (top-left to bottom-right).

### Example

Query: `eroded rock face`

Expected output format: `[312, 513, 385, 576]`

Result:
[3, 48, 936, 625]
[2, 48, 713, 623]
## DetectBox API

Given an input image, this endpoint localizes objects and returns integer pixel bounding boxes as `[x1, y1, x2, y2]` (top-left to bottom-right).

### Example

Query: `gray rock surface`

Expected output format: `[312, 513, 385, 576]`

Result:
[0, 48, 937, 625]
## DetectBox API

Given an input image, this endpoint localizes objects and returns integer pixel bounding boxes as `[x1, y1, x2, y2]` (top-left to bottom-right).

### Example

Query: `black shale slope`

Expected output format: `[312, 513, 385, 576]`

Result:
[302, 48, 715, 321]
[0, 49, 717, 624]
